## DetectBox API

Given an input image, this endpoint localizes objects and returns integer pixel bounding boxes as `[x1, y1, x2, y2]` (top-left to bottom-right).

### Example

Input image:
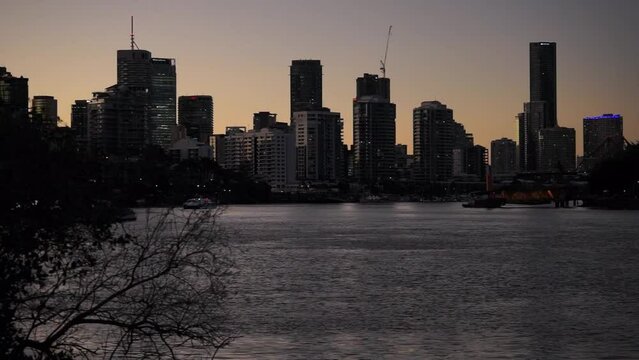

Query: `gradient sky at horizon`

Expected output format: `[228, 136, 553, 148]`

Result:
[2, 0, 638, 154]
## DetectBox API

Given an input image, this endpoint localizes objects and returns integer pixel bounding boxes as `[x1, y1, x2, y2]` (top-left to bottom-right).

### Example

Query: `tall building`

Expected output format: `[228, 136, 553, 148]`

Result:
[465, 145, 488, 179]
[290, 60, 322, 117]
[31, 95, 58, 130]
[519, 42, 558, 171]
[353, 73, 396, 185]
[491, 138, 517, 177]
[538, 127, 575, 172]
[292, 109, 343, 183]
[0, 66, 29, 120]
[87, 84, 147, 158]
[413, 101, 455, 182]
[149, 58, 176, 148]
[530, 42, 557, 127]
[116, 49, 176, 148]
[253, 111, 278, 131]
[583, 114, 624, 170]
[71, 100, 89, 153]
[178, 95, 214, 144]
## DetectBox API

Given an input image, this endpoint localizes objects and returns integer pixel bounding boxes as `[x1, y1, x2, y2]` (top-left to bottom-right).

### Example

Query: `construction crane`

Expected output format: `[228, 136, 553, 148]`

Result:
[380, 25, 392, 78]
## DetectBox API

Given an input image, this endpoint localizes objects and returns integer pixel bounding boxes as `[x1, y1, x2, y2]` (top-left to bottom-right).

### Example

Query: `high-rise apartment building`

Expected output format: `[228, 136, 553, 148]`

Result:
[353, 73, 396, 185]
[530, 42, 557, 127]
[465, 145, 488, 179]
[413, 101, 455, 182]
[0, 66, 29, 120]
[538, 127, 575, 172]
[292, 109, 343, 183]
[583, 114, 624, 170]
[178, 95, 213, 144]
[290, 60, 322, 117]
[491, 138, 517, 177]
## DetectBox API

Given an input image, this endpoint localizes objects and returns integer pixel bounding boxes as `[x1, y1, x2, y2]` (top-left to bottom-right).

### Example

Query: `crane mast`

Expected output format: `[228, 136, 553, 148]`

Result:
[380, 25, 392, 78]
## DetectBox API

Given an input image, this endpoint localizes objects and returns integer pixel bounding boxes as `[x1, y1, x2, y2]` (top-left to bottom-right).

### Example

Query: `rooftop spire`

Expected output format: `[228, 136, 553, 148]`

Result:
[130, 16, 139, 50]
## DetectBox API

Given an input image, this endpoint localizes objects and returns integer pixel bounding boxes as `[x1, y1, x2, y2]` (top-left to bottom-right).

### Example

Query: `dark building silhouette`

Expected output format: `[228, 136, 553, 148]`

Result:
[530, 42, 557, 127]
[71, 100, 89, 153]
[491, 138, 517, 177]
[413, 101, 455, 182]
[292, 109, 343, 183]
[353, 74, 396, 185]
[87, 84, 147, 158]
[519, 42, 558, 172]
[465, 145, 488, 179]
[178, 95, 213, 144]
[253, 111, 278, 131]
[583, 114, 624, 170]
[538, 127, 575, 172]
[290, 60, 322, 117]
[116, 50, 176, 148]
[31, 95, 58, 132]
[0, 66, 29, 120]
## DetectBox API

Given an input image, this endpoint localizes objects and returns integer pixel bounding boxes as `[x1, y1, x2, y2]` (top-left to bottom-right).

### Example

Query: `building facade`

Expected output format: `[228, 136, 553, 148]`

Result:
[71, 100, 89, 153]
[538, 126, 575, 172]
[290, 60, 322, 116]
[413, 101, 455, 182]
[353, 74, 396, 185]
[491, 138, 517, 177]
[583, 114, 624, 170]
[31, 95, 58, 132]
[292, 109, 343, 183]
[530, 42, 557, 127]
[178, 95, 214, 144]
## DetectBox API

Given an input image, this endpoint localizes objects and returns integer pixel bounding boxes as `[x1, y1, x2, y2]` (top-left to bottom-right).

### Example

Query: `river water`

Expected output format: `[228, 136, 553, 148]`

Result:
[211, 203, 639, 359]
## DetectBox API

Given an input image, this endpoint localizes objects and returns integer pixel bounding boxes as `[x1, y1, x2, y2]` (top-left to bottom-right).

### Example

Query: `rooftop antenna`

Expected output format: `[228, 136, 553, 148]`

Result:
[130, 16, 139, 50]
[380, 25, 392, 78]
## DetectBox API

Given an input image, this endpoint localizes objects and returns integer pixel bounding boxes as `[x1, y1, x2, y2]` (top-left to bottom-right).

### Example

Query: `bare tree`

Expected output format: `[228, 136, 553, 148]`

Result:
[13, 208, 236, 359]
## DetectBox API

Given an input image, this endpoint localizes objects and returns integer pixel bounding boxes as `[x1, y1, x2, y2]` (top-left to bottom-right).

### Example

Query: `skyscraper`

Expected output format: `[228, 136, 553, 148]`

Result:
[353, 73, 396, 185]
[519, 42, 558, 171]
[71, 100, 89, 153]
[529, 42, 557, 127]
[0, 66, 29, 120]
[178, 95, 213, 144]
[149, 58, 176, 148]
[413, 101, 455, 182]
[290, 60, 322, 117]
[292, 109, 343, 183]
[583, 114, 624, 170]
[116, 49, 176, 148]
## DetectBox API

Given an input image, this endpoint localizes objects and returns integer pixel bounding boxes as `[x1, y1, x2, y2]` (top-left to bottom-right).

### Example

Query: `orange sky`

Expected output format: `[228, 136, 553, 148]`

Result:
[3, 0, 638, 155]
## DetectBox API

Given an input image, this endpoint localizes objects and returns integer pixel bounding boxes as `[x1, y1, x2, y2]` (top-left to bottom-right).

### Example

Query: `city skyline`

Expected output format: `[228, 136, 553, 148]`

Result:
[3, 0, 638, 154]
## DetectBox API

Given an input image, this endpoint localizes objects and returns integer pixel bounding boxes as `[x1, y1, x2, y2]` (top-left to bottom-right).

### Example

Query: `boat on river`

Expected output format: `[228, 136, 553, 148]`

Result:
[183, 197, 216, 209]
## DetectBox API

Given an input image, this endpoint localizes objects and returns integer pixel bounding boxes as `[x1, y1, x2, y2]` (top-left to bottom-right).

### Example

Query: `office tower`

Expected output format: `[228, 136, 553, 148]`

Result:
[71, 100, 89, 153]
[149, 58, 176, 148]
[0, 66, 29, 120]
[178, 95, 214, 144]
[31, 95, 58, 132]
[353, 73, 396, 185]
[413, 101, 456, 182]
[519, 101, 550, 171]
[116, 49, 176, 148]
[290, 60, 322, 116]
[538, 127, 575, 172]
[530, 42, 557, 127]
[87, 85, 146, 158]
[583, 114, 624, 170]
[292, 109, 343, 183]
[491, 138, 517, 177]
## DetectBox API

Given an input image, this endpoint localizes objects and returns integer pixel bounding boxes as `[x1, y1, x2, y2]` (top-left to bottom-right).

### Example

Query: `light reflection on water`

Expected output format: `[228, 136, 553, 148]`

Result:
[212, 203, 639, 359]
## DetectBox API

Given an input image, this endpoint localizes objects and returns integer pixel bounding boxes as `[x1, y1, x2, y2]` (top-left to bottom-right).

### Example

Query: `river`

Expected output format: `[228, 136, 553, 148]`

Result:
[210, 202, 639, 359]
